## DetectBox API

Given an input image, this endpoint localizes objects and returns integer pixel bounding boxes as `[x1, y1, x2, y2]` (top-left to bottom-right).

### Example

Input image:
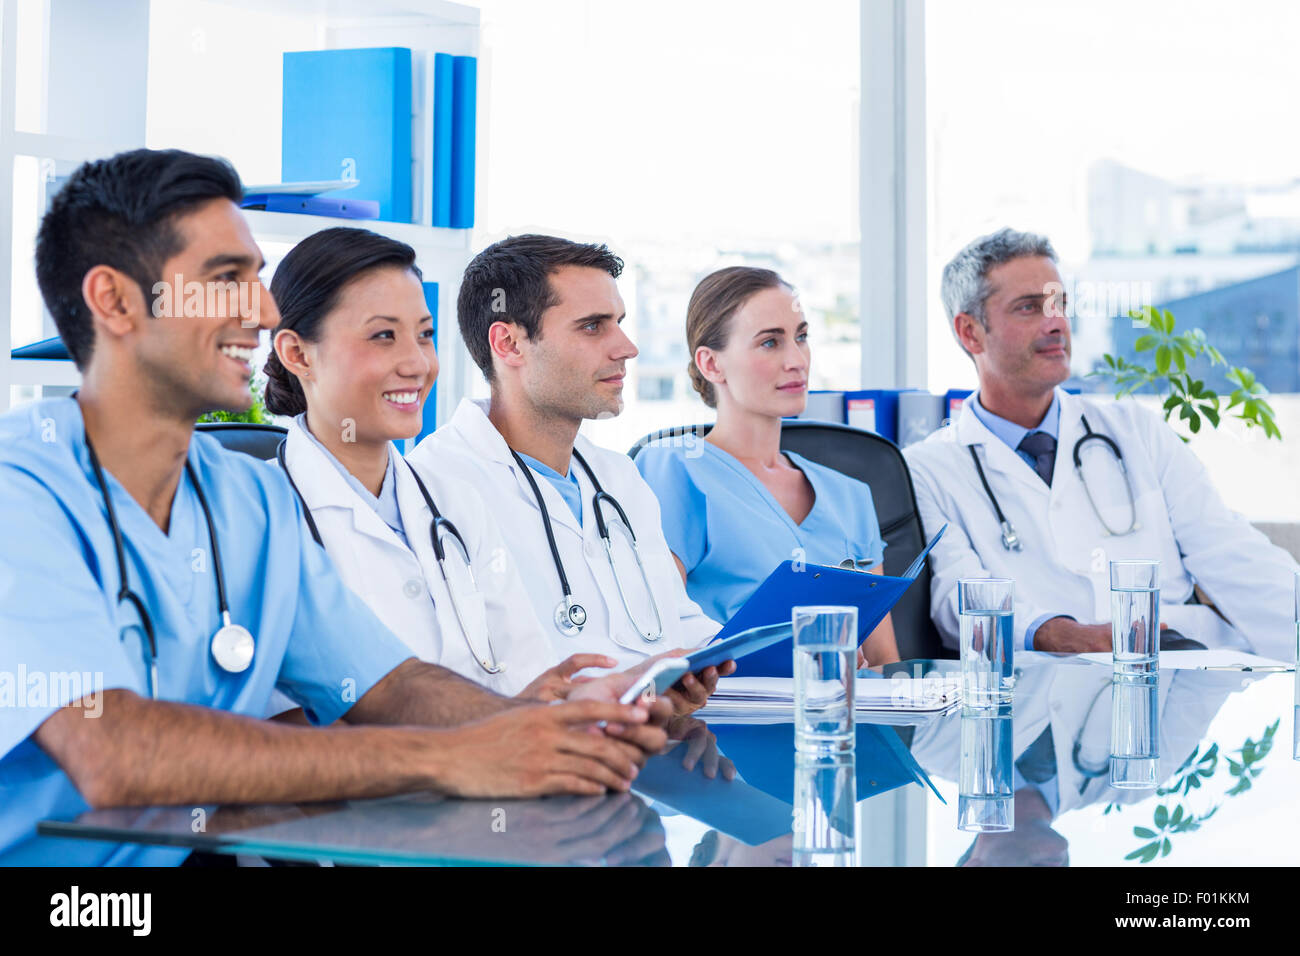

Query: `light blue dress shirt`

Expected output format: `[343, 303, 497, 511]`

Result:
[296, 414, 406, 546]
[969, 392, 1069, 650]
[0, 399, 415, 865]
[635, 439, 886, 625]
[516, 451, 583, 523]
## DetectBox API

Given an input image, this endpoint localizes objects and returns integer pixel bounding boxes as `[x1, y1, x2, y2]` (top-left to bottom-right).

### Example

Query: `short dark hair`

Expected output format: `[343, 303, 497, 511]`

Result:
[263, 227, 422, 417]
[34, 148, 244, 370]
[457, 234, 624, 381]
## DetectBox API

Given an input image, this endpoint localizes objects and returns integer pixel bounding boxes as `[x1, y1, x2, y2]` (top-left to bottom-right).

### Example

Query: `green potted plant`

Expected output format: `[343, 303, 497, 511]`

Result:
[197, 375, 270, 425]
[1091, 305, 1281, 440]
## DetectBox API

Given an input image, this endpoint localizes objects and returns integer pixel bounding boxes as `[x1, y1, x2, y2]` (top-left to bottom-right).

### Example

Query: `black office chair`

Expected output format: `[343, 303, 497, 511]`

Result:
[195, 422, 288, 460]
[628, 419, 952, 660]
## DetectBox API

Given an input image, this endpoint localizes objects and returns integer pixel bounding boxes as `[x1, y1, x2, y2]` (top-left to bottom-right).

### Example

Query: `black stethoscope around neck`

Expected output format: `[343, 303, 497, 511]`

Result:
[85, 436, 255, 700]
[275, 437, 503, 675]
[510, 446, 664, 643]
[969, 413, 1139, 552]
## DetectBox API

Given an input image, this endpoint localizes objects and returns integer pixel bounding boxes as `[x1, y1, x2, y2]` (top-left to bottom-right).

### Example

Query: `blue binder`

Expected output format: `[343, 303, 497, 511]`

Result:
[415, 281, 439, 444]
[430, 53, 454, 228]
[717, 525, 946, 677]
[449, 55, 476, 228]
[282, 47, 413, 223]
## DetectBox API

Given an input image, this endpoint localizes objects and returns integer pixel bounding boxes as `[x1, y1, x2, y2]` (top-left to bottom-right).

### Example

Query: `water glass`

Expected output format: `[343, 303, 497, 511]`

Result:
[1110, 560, 1160, 675]
[1110, 672, 1160, 789]
[793, 606, 857, 754]
[957, 578, 1014, 708]
[957, 702, 1015, 832]
[793, 752, 856, 867]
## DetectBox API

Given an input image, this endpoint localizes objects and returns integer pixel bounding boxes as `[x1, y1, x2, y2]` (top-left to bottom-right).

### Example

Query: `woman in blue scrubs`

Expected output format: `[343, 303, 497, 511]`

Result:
[635, 266, 899, 666]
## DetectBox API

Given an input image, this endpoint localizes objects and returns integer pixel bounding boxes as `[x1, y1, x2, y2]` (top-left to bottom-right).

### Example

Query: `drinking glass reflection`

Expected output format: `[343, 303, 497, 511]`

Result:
[958, 702, 1015, 832]
[793, 752, 856, 866]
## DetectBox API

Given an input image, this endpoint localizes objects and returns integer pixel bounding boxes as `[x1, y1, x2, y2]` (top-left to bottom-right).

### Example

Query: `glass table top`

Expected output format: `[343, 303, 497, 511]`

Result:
[37, 654, 1299, 866]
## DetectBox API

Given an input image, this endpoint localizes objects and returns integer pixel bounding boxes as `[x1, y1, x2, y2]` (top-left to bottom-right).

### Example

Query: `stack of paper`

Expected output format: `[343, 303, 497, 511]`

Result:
[697, 675, 962, 725]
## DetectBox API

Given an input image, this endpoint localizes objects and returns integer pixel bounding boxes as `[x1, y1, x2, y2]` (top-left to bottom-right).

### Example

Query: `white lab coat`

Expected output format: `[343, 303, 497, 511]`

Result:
[903, 387, 1298, 659]
[411, 398, 720, 671]
[274, 417, 557, 699]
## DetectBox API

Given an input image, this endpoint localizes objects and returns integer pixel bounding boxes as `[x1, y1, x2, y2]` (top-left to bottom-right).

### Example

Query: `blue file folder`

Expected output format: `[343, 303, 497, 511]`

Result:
[282, 47, 413, 223]
[430, 53, 454, 228]
[415, 282, 439, 445]
[449, 55, 476, 228]
[717, 525, 946, 677]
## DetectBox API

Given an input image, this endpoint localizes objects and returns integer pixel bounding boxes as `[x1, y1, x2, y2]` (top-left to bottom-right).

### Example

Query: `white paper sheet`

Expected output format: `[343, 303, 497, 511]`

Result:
[1077, 649, 1293, 670]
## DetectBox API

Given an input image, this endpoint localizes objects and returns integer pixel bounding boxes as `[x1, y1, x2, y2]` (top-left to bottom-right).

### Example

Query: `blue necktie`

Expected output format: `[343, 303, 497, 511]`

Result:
[1017, 431, 1057, 487]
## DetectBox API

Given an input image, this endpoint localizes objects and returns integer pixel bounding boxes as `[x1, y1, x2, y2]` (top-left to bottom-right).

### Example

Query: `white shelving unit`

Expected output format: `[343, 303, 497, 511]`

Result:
[1, 0, 483, 424]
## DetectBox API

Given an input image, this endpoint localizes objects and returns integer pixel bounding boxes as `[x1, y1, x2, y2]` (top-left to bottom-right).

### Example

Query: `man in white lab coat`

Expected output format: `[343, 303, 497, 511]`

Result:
[903, 228, 1298, 659]
[410, 235, 726, 708]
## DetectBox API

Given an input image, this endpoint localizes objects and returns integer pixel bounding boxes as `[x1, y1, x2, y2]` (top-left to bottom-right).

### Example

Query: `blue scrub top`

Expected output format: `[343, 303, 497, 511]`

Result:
[0, 399, 416, 866]
[635, 439, 886, 625]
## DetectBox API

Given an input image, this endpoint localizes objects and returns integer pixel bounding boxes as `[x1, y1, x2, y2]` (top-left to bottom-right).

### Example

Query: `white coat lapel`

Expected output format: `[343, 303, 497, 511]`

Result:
[285, 422, 408, 552]
[450, 397, 583, 537]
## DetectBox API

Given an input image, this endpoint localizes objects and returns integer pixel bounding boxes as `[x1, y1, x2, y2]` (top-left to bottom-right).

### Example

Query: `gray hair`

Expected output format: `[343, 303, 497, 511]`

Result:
[941, 228, 1057, 352]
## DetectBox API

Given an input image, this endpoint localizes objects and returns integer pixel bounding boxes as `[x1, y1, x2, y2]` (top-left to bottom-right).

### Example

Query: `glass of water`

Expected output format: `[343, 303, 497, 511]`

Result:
[793, 752, 857, 867]
[1110, 560, 1161, 788]
[958, 701, 1015, 832]
[793, 606, 858, 754]
[957, 578, 1015, 709]
[1110, 560, 1160, 675]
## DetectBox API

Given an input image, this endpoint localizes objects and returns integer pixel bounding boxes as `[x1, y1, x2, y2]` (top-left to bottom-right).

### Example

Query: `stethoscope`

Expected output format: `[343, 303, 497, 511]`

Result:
[510, 447, 665, 643]
[969, 414, 1139, 552]
[85, 437, 255, 700]
[275, 439, 503, 675]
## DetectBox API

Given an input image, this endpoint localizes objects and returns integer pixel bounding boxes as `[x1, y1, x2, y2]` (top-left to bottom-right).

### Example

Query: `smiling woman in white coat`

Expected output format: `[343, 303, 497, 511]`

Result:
[263, 228, 612, 701]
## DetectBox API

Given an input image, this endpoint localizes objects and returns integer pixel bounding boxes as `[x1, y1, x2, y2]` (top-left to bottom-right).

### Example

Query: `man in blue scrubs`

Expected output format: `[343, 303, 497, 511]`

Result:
[0, 149, 667, 865]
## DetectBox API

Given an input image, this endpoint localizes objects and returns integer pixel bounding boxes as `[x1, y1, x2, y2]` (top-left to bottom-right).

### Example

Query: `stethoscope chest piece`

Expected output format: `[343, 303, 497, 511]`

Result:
[554, 597, 587, 636]
[211, 614, 255, 674]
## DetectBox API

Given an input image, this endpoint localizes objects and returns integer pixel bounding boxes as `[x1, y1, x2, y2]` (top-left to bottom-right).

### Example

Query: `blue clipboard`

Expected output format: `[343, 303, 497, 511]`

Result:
[684, 622, 791, 673]
[717, 525, 946, 677]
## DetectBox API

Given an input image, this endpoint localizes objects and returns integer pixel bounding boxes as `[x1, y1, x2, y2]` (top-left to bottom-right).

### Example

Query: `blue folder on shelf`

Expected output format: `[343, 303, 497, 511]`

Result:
[716, 525, 946, 677]
[282, 47, 413, 223]
[11, 336, 70, 360]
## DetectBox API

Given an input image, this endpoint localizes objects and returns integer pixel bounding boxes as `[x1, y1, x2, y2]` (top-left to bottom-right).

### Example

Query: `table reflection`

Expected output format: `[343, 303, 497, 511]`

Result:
[39, 657, 1285, 867]
[910, 659, 1260, 864]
